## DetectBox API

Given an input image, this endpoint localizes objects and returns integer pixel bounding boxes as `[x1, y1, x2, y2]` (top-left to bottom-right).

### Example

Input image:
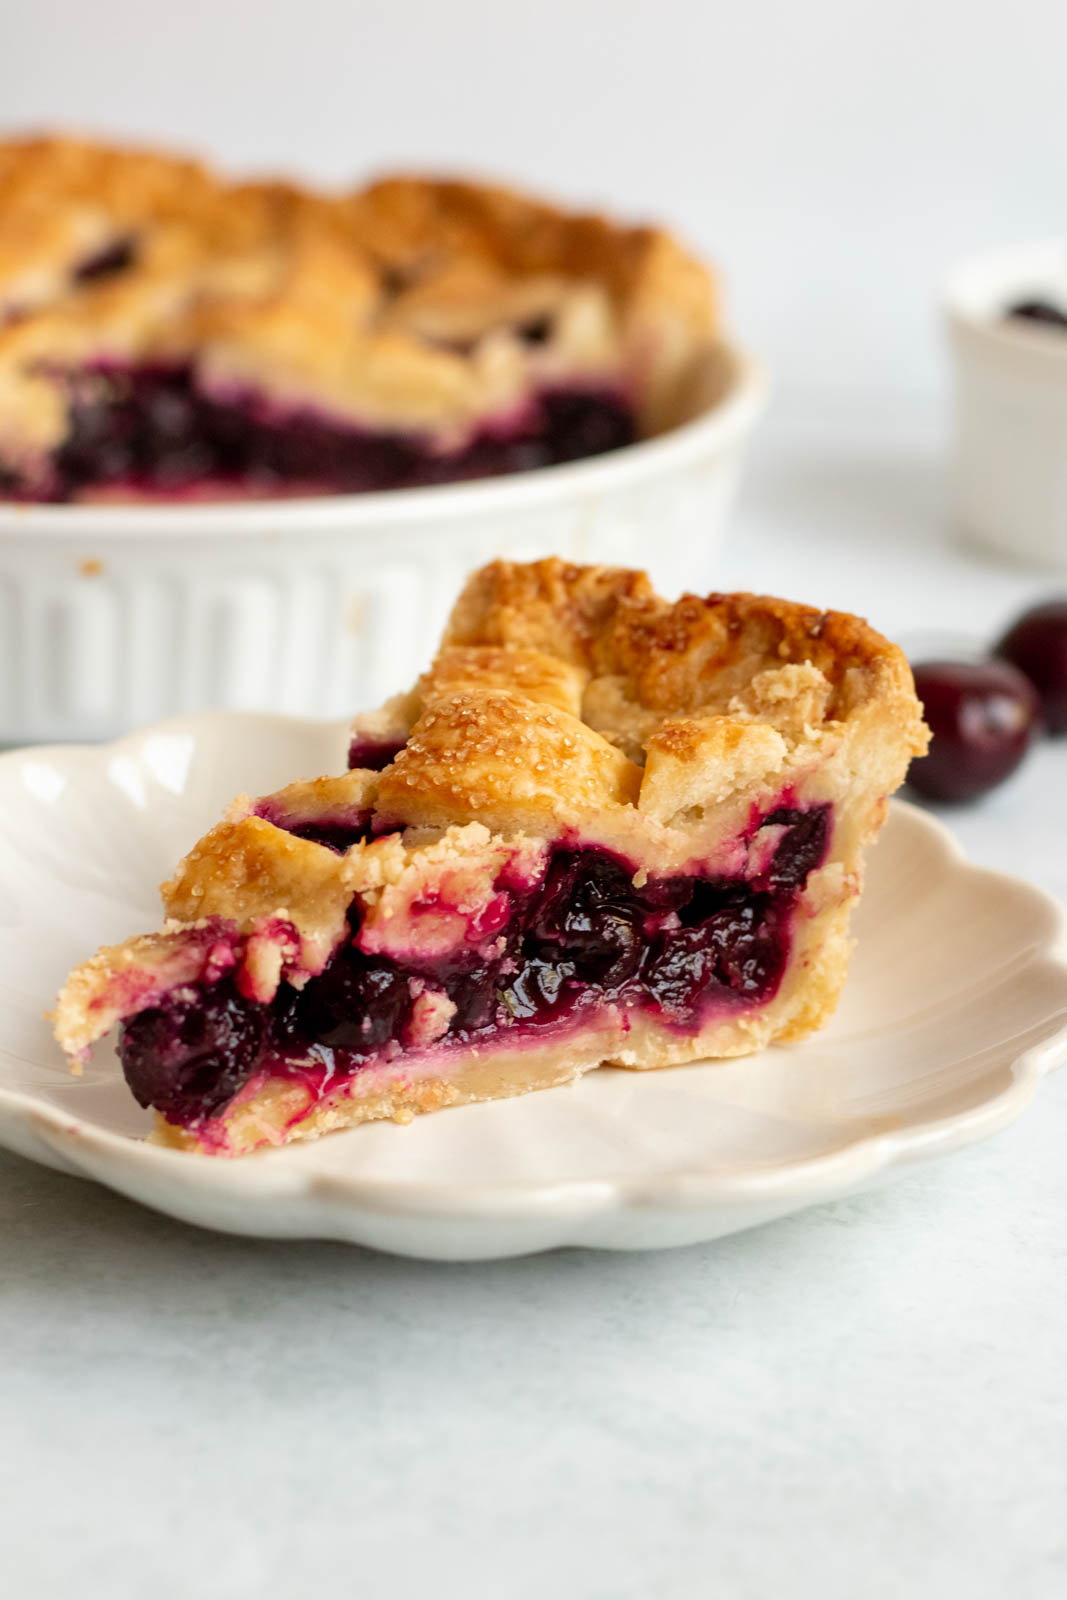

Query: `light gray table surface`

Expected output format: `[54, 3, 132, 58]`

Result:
[2, 401, 1065, 1600]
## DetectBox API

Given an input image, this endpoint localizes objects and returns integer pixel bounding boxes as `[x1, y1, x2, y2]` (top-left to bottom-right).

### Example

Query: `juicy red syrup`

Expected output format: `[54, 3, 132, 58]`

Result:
[119, 806, 832, 1133]
[7, 362, 636, 501]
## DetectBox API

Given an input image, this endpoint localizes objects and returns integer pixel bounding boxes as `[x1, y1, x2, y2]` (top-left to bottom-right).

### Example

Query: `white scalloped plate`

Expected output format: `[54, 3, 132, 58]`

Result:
[0, 711, 1065, 1259]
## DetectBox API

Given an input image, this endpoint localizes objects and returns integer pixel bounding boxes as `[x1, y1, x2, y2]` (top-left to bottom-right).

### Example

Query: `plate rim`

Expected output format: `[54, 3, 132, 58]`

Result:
[1, 710, 1065, 1247]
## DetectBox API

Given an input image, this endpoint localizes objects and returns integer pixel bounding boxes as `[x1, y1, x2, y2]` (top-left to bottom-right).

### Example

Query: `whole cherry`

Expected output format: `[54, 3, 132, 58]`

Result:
[1006, 299, 1067, 331]
[908, 659, 1040, 803]
[994, 600, 1067, 735]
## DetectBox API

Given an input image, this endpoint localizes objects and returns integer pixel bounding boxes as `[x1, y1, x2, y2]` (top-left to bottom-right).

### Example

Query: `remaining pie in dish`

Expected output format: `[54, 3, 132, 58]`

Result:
[0, 135, 717, 502]
[54, 559, 927, 1154]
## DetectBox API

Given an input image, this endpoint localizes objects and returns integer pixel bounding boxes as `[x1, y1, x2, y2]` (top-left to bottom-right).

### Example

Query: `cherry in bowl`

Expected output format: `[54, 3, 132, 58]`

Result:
[908, 660, 1040, 803]
[994, 600, 1067, 735]
[1005, 298, 1067, 332]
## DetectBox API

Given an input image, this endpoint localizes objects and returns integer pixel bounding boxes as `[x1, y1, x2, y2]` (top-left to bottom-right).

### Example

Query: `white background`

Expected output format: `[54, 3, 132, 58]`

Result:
[2, 6, 1066, 1599]
[3, 0, 1066, 402]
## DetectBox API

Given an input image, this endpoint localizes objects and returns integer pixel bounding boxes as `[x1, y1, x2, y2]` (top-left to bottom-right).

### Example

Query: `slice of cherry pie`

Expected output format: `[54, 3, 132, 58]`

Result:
[0, 136, 716, 501]
[54, 559, 927, 1154]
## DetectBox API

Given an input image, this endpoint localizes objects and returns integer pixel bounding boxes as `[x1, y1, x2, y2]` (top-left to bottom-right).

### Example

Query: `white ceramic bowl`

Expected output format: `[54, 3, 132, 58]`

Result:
[0, 343, 766, 745]
[945, 241, 1067, 567]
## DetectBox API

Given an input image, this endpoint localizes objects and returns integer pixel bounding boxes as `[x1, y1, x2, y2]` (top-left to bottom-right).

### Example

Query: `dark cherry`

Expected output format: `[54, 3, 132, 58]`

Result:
[347, 737, 407, 771]
[525, 851, 644, 987]
[500, 955, 579, 1022]
[701, 900, 787, 996]
[281, 820, 376, 853]
[72, 236, 138, 285]
[994, 600, 1067, 735]
[278, 951, 412, 1054]
[120, 980, 267, 1122]
[640, 927, 720, 1018]
[538, 390, 635, 461]
[1005, 299, 1067, 332]
[908, 660, 1040, 803]
[642, 899, 786, 1016]
[759, 805, 831, 890]
[446, 963, 500, 1033]
[517, 314, 554, 345]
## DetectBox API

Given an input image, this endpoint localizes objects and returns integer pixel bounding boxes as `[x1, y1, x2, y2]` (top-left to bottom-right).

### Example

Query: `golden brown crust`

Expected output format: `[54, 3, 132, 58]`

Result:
[161, 817, 361, 973]
[416, 645, 588, 719]
[444, 559, 912, 720]
[0, 135, 717, 475]
[53, 557, 928, 1150]
[438, 561, 925, 804]
[349, 174, 714, 318]
[376, 688, 643, 833]
[52, 923, 240, 1062]
[443, 558, 656, 664]
[241, 769, 380, 829]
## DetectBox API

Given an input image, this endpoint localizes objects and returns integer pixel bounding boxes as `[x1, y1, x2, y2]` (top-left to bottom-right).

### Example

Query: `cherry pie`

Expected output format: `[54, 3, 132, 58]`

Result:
[54, 559, 928, 1155]
[0, 135, 716, 501]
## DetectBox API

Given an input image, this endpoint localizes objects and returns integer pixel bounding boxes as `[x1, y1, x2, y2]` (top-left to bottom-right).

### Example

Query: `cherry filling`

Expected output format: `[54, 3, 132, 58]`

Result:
[121, 980, 269, 1126]
[253, 800, 387, 853]
[346, 736, 409, 771]
[280, 820, 377, 853]
[13, 363, 636, 501]
[119, 806, 831, 1130]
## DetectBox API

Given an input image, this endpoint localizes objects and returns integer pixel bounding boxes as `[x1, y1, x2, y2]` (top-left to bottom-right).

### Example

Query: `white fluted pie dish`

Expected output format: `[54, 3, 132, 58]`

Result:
[0, 711, 1064, 1260]
[0, 343, 765, 746]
